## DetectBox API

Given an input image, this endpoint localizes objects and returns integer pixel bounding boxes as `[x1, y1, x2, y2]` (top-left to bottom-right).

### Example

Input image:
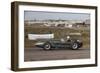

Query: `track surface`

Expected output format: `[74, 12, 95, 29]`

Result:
[24, 47, 90, 61]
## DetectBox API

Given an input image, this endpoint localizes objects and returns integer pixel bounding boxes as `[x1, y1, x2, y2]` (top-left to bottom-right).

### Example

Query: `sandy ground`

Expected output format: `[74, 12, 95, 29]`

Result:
[24, 47, 90, 62]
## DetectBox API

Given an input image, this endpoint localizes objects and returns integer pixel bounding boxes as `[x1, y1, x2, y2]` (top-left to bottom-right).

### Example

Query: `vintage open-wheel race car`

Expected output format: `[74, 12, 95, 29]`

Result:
[35, 33, 83, 50]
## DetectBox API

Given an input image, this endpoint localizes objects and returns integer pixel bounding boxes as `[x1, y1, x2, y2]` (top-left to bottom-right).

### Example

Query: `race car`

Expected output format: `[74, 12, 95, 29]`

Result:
[35, 35, 83, 50]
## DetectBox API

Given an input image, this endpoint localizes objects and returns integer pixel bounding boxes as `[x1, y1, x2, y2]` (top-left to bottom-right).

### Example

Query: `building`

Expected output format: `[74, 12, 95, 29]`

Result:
[25, 19, 89, 28]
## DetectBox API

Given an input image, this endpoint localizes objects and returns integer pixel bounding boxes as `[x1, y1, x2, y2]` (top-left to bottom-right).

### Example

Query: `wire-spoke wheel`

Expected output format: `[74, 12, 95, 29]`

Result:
[72, 43, 78, 50]
[43, 43, 51, 50]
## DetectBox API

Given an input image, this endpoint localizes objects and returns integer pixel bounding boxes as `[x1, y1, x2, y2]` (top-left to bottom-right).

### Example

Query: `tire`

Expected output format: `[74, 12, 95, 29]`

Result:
[43, 43, 51, 50]
[71, 42, 79, 50]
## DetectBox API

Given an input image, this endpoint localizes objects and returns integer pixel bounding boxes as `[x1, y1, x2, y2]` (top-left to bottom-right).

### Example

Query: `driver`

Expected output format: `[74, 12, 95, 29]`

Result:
[67, 36, 71, 41]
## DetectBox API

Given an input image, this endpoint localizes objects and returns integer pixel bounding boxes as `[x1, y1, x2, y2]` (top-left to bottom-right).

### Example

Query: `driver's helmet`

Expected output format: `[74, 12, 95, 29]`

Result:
[67, 36, 70, 40]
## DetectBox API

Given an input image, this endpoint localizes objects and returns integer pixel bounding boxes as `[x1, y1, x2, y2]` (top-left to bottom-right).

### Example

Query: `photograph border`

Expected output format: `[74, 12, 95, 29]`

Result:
[11, 1, 97, 71]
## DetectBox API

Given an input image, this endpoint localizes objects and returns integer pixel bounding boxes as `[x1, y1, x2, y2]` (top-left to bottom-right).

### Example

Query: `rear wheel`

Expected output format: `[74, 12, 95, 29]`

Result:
[71, 42, 79, 50]
[43, 43, 51, 50]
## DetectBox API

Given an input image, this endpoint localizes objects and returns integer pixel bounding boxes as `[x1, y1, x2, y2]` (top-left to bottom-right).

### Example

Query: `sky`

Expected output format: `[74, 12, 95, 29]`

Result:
[24, 11, 90, 21]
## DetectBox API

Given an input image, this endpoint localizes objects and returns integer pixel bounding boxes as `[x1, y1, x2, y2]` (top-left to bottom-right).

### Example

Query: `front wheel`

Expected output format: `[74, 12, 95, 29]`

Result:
[43, 43, 51, 50]
[71, 42, 79, 50]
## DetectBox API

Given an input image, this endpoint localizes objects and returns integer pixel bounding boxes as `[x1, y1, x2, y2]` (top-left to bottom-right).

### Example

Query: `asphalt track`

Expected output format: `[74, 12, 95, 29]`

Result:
[24, 47, 90, 61]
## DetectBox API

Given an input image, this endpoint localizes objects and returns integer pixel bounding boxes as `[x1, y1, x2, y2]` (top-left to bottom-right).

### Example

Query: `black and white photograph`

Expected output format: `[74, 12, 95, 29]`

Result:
[24, 11, 90, 61]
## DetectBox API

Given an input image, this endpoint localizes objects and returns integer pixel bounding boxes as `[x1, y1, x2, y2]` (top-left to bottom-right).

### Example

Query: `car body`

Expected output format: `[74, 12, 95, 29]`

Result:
[35, 36, 83, 50]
